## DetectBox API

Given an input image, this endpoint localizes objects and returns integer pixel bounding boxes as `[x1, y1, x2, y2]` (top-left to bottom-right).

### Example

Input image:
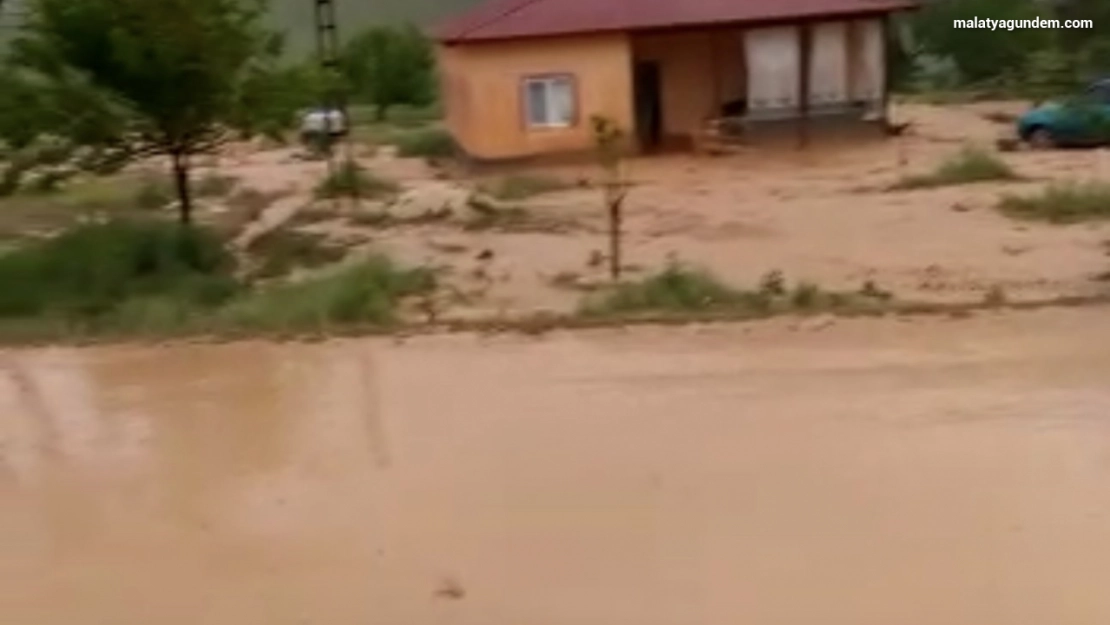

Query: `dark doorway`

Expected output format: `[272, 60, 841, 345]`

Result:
[633, 61, 663, 151]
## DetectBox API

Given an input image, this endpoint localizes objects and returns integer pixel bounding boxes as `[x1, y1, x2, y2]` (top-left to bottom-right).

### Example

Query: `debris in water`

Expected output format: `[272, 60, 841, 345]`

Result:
[434, 576, 466, 600]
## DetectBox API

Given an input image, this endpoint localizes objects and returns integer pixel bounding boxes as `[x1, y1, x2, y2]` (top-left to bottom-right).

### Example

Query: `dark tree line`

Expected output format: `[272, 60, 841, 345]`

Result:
[898, 0, 1110, 97]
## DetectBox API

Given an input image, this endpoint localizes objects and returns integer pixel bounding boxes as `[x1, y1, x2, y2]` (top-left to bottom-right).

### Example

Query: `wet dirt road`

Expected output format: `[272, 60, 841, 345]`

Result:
[3, 308, 1110, 625]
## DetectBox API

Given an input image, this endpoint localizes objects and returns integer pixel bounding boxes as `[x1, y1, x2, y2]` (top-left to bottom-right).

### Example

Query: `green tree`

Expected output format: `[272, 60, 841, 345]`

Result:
[911, 0, 1051, 85]
[10, 0, 280, 224]
[1054, 0, 1110, 79]
[341, 24, 434, 121]
[1023, 46, 1083, 103]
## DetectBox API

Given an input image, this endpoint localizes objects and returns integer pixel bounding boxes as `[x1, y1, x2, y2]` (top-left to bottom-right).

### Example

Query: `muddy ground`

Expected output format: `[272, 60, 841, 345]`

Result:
[3, 305, 1110, 624]
[189, 100, 1110, 318]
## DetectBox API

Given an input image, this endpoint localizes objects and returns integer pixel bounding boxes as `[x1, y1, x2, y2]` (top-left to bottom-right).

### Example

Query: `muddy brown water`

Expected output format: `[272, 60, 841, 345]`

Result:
[3, 309, 1110, 625]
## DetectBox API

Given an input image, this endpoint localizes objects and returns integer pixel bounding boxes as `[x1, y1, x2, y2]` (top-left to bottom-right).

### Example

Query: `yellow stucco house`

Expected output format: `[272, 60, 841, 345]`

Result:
[434, 0, 918, 161]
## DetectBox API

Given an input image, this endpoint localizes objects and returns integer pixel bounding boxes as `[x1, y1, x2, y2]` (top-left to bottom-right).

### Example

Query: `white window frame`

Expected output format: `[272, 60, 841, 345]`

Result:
[522, 75, 577, 129]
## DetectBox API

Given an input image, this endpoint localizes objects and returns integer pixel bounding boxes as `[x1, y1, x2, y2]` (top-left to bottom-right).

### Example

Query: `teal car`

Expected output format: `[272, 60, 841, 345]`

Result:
[1017, 78, 1110, 148]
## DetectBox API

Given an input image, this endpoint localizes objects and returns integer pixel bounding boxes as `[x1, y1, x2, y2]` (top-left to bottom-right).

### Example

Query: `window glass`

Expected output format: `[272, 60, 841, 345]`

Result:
[549, 79, 574, 125]
[524, 76, 575, 128]
[526, 80, 548, 126]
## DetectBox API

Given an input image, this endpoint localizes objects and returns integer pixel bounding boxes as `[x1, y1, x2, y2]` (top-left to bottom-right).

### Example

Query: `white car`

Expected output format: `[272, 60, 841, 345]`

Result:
[299, 109, 348, 138]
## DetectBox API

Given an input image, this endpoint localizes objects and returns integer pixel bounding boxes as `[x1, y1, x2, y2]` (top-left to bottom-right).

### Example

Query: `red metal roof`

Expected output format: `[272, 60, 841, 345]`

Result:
[436, 0, 918, 43]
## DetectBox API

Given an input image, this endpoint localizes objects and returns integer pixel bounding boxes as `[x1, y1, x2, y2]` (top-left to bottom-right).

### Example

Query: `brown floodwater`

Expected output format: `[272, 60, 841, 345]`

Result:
[3, 309, 1110, 625]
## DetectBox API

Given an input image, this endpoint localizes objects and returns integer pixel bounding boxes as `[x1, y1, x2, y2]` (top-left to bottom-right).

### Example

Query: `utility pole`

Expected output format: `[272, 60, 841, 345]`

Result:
[313, 0, 343, 179]
[313, 0, 359, 208]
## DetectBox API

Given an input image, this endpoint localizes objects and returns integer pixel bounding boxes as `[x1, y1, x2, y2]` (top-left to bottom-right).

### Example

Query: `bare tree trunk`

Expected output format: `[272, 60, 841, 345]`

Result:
[170, 150, 192, 225]
[607, 189, 624, 281]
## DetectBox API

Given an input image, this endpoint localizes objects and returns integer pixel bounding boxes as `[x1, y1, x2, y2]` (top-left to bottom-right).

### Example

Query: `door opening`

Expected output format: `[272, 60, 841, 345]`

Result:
[633, 61, 663, 151]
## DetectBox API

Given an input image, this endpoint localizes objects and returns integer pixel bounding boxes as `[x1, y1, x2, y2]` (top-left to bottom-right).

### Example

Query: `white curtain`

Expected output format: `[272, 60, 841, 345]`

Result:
[745, 26, 800, 115]
[850, 18, 885, 109]
[809, 22, 848, 106]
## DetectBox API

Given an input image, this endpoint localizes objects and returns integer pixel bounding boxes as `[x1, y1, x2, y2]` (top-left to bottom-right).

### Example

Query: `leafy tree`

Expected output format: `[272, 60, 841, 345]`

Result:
[341, 24, 435, 121]
[230, 60, 330, 143]
[1023, 46, 1083, 103]
[910, 0, 1051, 85]
[10, 0, 280, 224]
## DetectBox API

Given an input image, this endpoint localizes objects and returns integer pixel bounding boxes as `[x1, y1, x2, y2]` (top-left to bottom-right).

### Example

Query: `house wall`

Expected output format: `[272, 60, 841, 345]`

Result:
[631, 30, 746, 142]
[436, 34, 635, 161]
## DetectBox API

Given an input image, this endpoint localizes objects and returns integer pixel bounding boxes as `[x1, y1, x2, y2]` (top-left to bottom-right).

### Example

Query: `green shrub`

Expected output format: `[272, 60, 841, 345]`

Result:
[219, 256, 435, 330]
[893, 146, 1019, 190]
[393, 127, 456, 158]
[580, 266, 896, 318]
[133, 174, 175, 211]
[0, 221, 237, 319]
[998, 182, 1110, 223]
[581, 264, 743, 315]
[790, 281, 822, 309]
[315, 159, 399, 199]
[0, 161, 30, 197]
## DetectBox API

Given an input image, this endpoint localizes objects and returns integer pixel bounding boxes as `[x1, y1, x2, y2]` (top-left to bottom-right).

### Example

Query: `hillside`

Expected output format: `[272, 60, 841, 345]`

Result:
[272, 0, 483, 52]
[1, 0, 485, 54]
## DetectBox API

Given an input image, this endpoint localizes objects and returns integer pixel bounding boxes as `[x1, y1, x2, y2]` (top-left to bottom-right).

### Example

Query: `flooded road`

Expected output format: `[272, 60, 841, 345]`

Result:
[3, 309, 1110, 625]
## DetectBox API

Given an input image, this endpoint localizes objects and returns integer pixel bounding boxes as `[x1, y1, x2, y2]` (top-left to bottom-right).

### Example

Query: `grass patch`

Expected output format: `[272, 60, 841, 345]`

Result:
[0, 220, 238, 321]
[997, 182, 1110, 224]
[392, 127, 456, 158]
[892, 146, 1019, 190]
[246, 228, 348, 279]
[315, 160, 399, 200]
[580, 265, 894, 318]
[133, 174, 176, 211]
[0, 219, 439, 341]
[348, 104, 440, 128]
[581, 265, 748, 315]
[480, 174, 570, 201]
[218, 256, 436, 331]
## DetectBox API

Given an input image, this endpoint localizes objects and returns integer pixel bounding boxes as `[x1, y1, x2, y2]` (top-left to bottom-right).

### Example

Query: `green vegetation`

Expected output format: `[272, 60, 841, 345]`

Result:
[582, 265, 750, 315]
[897, 0, 1110, 98]
[133, 174, 176, 211]
[580, 265, 893, 318]
[480, 174, 570, 201]
[0, 221, 237, 320]
[0, 220, 437, 341]
[892, 146, 1019, 190]
[392, 127, 457, 158]
[7, 0, 284, 223]
[314, 160, 399, 200]
[340, 24, 435, 121]
[218, 256, 436, 331]
[998, 182, 1110, 223]
[267, 0, 479, 54]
